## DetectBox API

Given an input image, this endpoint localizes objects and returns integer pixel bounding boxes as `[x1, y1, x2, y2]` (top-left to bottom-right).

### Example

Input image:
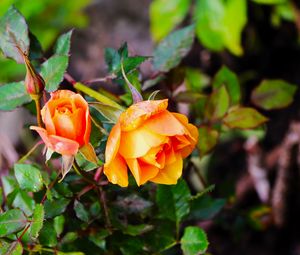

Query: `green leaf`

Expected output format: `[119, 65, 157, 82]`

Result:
[0, 209, 26, 237]
[205, 85, 230, 120]
[1, 175, 18, 195]
[197, 126, 219, 157]
[0, 6, 29, 63]
[105, 47, 121, 73]
[104, 45, 148, 76]
[213, 66, 241, 105]
[223, 107, 268, 129]
[194, 0, 225, 51]
[189, 196, 225, 221]
[185, 67, 210, 91]
[90, 102, 123, 123]
[194, 0, 247, 55]
[74, 200, 89, 223]
[153, 25, 195, 72]
[41, 55, 69, 92]
[14, 163, 43, 192]
[156, 179, 191, 224]
[223, 0, 247, 56]
[39, 221, 57, 247]
[251, 80, 297, 110]
[0, 81, 31, 111]
[44, 198, 70, 218]
[150, 0, 191, 41]
[181, 226, 209, 255]
[30, 204, 44, 239]
[122, 224, 153, 236]
[53, 215, 65, 237]
[54, 30, 73, 56]
[252, 0, 286, 4]
[114, 194, 153, 214]
[8, 189, 35, 216]
[3, 241, 23, 255]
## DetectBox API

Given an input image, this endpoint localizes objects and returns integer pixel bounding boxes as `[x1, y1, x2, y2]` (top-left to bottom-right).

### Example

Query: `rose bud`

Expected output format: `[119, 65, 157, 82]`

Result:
[24, 56, 45, 99]
[104, 99, 199, 187]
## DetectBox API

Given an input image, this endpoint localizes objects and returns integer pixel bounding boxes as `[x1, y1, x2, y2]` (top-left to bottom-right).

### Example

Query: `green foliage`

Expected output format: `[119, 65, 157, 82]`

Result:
[150, 0, 191, 41]
[14, 163, 44, 192]
[251, 79, 297, 110]
[0, 81, 31, 111]
[213, 66, 241, 105]
[153, 25, 195, 72]
[30, 204, 45, 239]
[0, 209, 26, 237]
[156, 179, 191, 224]
[41, 55, 69, 92]
[181, 226, 209, 255]
[198, 127, 219, 157]
[223, 107, 268, 129]
[54, 30, 73, 56]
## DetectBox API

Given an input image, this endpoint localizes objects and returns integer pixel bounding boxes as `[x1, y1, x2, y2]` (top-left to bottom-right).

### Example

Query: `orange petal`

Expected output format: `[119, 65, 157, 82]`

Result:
[126, 158, 159, 186]
[50, 90, 76, 100]
[30, 126, 79, 155]
[119, 99, 168, 131]
[172, 112, 199, 144]
[105, 122, 121, 165]
[140, 146, 165, 169]
[53, 109, 76, 141]
[150, 153, 183, 185]
[119, 126, 167, 158]
[83, 105, 91, 145]
[143, 110, 186, 136]
[104, 153, 128, 187]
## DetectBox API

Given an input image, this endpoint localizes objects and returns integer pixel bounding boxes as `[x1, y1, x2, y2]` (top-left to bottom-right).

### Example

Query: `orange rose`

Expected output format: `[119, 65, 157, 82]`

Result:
[30, 90, 91, 156]
[104, 99, 198, 187]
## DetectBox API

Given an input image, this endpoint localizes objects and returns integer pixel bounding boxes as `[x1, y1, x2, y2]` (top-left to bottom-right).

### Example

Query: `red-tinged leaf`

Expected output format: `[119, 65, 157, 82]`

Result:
[251, 80, 297, 110]
[79, 143, 98, 165]
[223, 107, 268, 129]
[197, 127, 219, 157]
[0, 6, 29, 63]
[174, 91, 205, 103]
[205, 85, 229, 120]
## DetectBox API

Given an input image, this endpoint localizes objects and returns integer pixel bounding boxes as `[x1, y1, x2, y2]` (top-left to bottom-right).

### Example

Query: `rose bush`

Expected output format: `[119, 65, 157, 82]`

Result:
[104, 99, 199, 187]
[30, 90, 91, 156]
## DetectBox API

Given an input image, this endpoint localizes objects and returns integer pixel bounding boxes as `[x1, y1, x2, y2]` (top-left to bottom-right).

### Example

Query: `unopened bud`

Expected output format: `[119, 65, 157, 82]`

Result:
[24, 55, 45, 99]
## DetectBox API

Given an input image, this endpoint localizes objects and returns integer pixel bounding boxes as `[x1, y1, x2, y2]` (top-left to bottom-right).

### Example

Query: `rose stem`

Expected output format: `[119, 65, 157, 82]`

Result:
[72, 161, 112, 231]
[96, 186, 112, 232]
[34, 97, 43, 127]
[72, 160, 99, 186]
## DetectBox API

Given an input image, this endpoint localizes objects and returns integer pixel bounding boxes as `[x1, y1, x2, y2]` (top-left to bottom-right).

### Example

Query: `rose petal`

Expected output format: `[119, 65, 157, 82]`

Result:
[143, 110, 186, 136]
[150, 153, 183, 185]
[51, 90, 76, 100]
[53, 110, 77, 141]
[126, 158, 159, 186]
[119, 126, 167, 158]
[119, 99, 168, 131]
[104, 153, 128, 187]
[30, 126, 79, 155]
[105, 122, 121, 165]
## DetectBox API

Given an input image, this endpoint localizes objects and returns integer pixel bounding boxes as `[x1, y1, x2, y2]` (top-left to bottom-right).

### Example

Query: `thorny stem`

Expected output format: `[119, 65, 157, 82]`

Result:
[17, 224, 30, 242]
[96, 186, 112, 232]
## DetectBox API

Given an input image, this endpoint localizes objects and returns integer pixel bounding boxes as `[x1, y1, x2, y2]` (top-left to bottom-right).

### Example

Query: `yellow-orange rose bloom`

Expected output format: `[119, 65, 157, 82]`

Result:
[104, 99, 198, 187]
[30, 90, 91, 156]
